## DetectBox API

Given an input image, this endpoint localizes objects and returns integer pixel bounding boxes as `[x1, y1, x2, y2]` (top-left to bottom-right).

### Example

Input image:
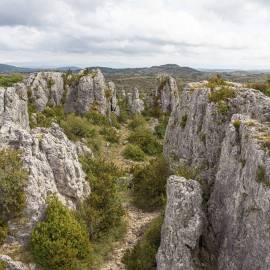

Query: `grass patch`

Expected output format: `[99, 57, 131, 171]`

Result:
[128, 115, 147, 130]
[131, 157, 170, 211]
[0, 74, 23, 87]
[123, 144, 145, 161]
[122, 215, 163, 270]
[0, 260, 6, 270]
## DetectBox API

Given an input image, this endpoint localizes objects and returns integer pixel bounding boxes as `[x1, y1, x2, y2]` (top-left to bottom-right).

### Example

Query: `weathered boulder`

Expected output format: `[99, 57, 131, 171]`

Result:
[0, 123, 90, 242]
[163, 83, 270, 269]
[0, 83, 29, 130]
[157, 176, 204, 270]
[155, 74, 179, 113]
[127, 87, 144, 114]
[25, 72, 64, 112]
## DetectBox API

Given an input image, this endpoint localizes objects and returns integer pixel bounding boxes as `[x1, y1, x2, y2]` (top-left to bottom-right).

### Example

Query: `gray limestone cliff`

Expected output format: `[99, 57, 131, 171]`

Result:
[157, 176, 204, 270]
[161, 82, 270, 269]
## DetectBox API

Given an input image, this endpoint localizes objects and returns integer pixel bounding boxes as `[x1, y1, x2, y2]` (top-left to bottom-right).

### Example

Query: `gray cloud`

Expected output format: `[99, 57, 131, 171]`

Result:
[0, 0, 269, 68]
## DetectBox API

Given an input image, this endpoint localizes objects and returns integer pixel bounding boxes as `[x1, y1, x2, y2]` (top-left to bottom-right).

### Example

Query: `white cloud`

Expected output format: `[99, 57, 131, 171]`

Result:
[0, 0, 269, 69]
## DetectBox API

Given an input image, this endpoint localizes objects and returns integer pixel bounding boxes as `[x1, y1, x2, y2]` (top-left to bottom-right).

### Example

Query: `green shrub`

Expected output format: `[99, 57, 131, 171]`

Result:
[100, 127, 120, 144]
[256, 165, 270, 187]
[233, 119, 241, 131]
[131, 157, 170, 211]
[122, 215, 163, 270]
[0, 260, 6, 270]
[208, 86, 236, 103]
[176, 163, 200, 181]
[154, 115, 169, 139]
[207, 74, 226, 89]
[0, 149, 28, 222]
[128, 128, 162, 156]
[60, 114, 96, 141]
[0, 219, 8, 245]
[123, 145, 145, 161]
[85, 112, 109, 126]
[30, 196, 92, 270]
[78, 156, 124, 241]
[128, 115, 147, 130]
[0, 74, 23, 87]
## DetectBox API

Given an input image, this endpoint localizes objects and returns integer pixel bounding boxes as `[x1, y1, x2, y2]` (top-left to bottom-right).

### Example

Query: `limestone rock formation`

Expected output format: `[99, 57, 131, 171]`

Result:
[0, 83, 29, 130]
[0, 123, 90, 242]
[157, 176, 204, 270]
[155, 74, 179, 113]
[127, 87, 144, 114]
[64, 69, 108, 115]
[162, 82, 270, 269]
[107, 81, 120, 116]
[25, 72, 64, 112]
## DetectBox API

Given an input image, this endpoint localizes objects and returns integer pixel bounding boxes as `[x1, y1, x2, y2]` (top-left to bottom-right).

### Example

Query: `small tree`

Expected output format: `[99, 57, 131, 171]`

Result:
[30, 196, 92, 270]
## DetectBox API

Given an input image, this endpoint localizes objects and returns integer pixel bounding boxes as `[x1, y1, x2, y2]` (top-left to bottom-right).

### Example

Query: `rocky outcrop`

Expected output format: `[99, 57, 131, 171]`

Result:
[127, 87, 144, 114]
[25, 72, 64, 112]
[0, 123, 90, 242]
[64, 69, 108, 115]
[162, 82, 270, 269]
[155, 74, 179, 113]
[157, 176, 204, 270]
[0, 83, 29, 130]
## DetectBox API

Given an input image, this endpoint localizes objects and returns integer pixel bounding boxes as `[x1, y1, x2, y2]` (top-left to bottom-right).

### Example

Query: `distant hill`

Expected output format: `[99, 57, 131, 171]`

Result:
[89, 64, 203, 78]
[0, 64, 80, 73]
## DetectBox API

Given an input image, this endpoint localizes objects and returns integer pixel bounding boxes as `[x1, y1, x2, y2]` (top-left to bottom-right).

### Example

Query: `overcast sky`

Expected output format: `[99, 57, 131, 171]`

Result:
[0, 0, 269, 69]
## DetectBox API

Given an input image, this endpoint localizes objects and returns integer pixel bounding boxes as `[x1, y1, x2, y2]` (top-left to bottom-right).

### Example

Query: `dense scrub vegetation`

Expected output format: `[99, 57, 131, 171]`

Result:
[246, 76, 270, 97]
[30, 196, 92, 270]
[128, 128, 162, 156]
[78, 156, 124, 241]
[131, 157, 170, 211]
[122, 215, 163, 270]
[0, 74, 23, 87]
[0, 149, 28, 244]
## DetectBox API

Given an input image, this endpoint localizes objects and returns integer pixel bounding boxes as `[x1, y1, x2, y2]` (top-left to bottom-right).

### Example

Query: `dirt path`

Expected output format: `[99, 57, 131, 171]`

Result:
[101, 203, 159, 270]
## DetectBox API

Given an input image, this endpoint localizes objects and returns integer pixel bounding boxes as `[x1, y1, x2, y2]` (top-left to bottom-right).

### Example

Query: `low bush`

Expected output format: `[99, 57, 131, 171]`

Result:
[123, 144, 145, 161]
[78, 156, 124, 241]
[60, 114, 96, 141]
[208, 86, 236, 103]
[0, 74, 23, 87]
[128, 115, 147, 130]
[0, 260, 6, 270]
[131, 157, 170, 211]
[100, 127, 120, 144]
[256, 165, 270, 187]
[154, 115, 169, 139]
[128, 128, 162, 156]
[0, 219, 8, 245]
[175, 163, 200, 181]
[30, 196, 92, 270]
[180, 114, 188, 128]
[122, 215, 163, 270]
[0, 149, 28, 222]
[85, 112, 109, 126]
[207, 74, 226, 89]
